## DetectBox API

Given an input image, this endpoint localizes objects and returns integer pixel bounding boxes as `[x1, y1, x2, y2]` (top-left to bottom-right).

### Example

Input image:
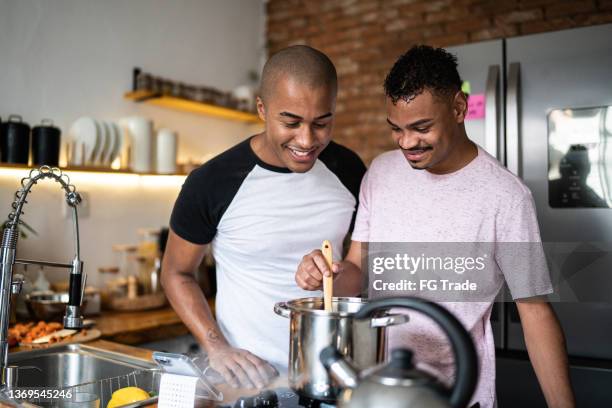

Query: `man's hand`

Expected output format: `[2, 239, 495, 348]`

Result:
[207, 345, 278, 389]
[295, 249, 341, 291]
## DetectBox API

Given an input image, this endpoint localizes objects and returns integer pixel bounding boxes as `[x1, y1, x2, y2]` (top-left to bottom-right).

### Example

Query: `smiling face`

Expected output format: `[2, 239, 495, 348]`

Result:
[256, 75, 336, 173]
[386, 89, 469, 174]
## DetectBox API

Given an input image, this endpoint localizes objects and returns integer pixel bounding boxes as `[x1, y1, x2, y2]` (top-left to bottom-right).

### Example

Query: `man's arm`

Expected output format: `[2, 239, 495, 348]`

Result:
[161, 229, 277, 389]
[296, 240, 363, 296]
[516, 299, 575, 408]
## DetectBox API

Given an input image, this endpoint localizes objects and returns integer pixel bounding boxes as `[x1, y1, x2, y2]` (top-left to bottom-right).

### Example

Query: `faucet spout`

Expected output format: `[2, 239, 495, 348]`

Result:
[0, 166, 86, 387]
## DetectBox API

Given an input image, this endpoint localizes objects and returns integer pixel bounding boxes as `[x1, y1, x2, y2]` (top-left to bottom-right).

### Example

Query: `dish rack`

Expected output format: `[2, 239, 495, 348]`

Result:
[23, 367, 222, 407]
[22, 369, 161, 407]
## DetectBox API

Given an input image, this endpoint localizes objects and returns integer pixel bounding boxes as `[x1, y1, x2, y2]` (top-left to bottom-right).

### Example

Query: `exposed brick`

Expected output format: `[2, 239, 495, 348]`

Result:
[422, 24, 446, 38]
[470, 0, 520, 14]
[446, 16, 492, 33]
[495, 8, 544, 24]
[335, 56, 360, 75]
[343, 0, 379, 16]
[362, 10, 380, 22]
[469, 25, 517, 41]
[288, 17, 307, 29]
[518, 17, 574, 35]
[572, 11, 612, 24]
[425, 8, 471, 24]
[599, 0, 612, 10]
[545, 0, 596, 18]
[427, 32, 470, 47]
[518, 0, 557, 7]
[385, 15, 427, 31]
[397, 0, 453, 15]
[267, 0, 609, 164]
[384, 0, 422, 5]
[329, 15, 366, 30]
[382, 8, 400, 19]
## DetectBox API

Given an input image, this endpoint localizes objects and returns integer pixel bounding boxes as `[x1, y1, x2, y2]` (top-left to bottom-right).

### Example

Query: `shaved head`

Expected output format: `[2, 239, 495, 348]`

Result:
[260, 45, 337, 102]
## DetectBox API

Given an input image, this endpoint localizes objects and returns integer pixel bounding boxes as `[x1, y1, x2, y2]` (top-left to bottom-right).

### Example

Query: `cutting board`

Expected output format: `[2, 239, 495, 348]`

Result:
[19, 328, 101, 348]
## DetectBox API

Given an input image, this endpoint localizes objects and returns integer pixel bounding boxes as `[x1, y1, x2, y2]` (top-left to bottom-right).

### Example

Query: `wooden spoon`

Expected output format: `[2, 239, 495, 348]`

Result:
[322, 240, 333, 312]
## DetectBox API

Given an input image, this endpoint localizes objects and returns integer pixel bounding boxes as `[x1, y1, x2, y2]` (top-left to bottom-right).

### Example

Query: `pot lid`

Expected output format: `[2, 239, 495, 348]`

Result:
[368, 349, 439, 387]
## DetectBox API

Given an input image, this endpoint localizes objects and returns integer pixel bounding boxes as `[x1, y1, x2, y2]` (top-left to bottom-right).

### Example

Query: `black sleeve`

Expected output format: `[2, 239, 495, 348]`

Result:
[318, 141, 367, 231]
[319, 141, 367, 203]
[169, 139, 257, 245]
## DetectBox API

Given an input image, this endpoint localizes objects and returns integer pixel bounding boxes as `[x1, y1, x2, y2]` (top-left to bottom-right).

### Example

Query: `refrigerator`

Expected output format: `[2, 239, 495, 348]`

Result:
[448, 23, 612, 407]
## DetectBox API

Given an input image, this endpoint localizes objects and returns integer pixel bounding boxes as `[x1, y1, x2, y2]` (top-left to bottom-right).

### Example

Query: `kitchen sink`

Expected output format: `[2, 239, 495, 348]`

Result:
[6, 343, 159, 407]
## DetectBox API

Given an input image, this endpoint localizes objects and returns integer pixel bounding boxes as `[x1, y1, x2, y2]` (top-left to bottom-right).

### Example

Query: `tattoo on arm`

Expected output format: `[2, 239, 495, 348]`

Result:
[207, 328, 220, 344]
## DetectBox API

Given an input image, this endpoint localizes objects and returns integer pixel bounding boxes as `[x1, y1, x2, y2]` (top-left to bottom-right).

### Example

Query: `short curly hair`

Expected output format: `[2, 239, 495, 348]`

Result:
[384, 45, 462, 104]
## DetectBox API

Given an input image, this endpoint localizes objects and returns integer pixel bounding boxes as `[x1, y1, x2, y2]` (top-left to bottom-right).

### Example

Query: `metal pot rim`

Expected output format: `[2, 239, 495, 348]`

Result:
[278, 296, 371, 317]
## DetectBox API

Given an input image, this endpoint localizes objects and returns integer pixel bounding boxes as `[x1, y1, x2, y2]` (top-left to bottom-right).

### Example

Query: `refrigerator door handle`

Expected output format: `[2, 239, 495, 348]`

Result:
[485, 65, 503, 163]
[507, 62, 521, 176]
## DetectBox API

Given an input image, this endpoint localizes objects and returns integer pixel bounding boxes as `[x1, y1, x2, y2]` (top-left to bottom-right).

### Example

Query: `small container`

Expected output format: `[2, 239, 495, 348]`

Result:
[136, 71, 153, 92]
[0, 114, 30, 164]
[25, 291, 89, 321]
[156, 128, 177, 174]
[32, 119, 61, 166]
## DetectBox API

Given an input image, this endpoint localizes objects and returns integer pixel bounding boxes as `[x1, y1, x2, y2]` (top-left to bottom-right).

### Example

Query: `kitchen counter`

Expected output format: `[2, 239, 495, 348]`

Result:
[93, 307, 189, 344]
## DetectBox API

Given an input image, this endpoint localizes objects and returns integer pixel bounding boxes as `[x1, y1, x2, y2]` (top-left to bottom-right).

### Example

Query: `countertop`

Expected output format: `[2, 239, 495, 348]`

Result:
[93, 307, 189, 344]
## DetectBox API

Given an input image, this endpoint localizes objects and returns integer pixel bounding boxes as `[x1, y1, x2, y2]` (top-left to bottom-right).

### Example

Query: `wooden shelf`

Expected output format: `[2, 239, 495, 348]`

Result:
[124, 90, 261, 123]
[0, 162, 187, 177]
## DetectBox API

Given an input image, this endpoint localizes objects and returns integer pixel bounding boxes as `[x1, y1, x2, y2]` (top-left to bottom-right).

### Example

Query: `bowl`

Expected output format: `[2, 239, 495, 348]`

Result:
[25, 291, 88, 321]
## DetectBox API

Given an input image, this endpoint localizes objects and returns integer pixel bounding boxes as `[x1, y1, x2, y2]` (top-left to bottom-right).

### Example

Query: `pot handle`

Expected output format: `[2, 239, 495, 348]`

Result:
[8, 114, 23, 123]
[370, 313, 409, 328]
[355, 297, 478, 408]
[273, 302, 290, 318]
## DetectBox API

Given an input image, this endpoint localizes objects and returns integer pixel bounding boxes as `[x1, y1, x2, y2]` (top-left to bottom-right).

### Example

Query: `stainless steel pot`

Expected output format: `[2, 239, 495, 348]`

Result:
[274, 297, 409, 402]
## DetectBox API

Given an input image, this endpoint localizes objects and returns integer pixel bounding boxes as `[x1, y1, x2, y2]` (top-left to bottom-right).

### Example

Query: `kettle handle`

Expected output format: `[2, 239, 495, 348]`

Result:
[354, 297, 478, 408]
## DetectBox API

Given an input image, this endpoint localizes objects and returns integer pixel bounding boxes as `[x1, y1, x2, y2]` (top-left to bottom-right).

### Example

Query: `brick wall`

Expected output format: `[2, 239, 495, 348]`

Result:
[266, 0, 612, 164]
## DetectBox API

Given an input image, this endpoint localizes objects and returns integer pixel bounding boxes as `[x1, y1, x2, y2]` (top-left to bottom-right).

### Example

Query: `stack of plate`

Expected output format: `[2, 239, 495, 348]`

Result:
[67, 117, 129, 168]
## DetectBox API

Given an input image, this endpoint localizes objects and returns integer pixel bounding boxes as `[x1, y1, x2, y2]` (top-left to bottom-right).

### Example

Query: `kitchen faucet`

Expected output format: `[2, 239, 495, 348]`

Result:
[0, 166, 86, 387]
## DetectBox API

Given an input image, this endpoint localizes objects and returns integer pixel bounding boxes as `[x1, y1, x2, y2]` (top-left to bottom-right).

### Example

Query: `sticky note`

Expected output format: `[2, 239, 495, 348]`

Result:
[158, 373, 199, 408]
[466, 94, 485, 120]
[461, 80, 472, 95]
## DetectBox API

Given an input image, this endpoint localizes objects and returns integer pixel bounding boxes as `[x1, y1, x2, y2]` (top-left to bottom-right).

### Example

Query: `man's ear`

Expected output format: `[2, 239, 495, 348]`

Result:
[452, 91, 468, 123]
[256, 96, 266, 122]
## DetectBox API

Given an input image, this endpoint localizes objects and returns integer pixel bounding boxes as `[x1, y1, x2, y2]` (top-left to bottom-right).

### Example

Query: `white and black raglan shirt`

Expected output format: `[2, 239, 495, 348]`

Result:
[170, 137, 366, 370]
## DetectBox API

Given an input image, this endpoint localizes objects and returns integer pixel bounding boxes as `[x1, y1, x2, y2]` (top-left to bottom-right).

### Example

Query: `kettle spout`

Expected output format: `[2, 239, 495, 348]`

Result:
[320, 346, 359, 389]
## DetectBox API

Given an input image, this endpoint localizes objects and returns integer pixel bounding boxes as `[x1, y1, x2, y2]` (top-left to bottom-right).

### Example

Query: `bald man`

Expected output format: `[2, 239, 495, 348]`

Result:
[161, 46, 366, 389]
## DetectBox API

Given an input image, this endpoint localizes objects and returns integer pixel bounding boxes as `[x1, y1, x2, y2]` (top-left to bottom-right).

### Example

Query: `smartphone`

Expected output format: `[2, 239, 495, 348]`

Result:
[152, 351, 223, 401]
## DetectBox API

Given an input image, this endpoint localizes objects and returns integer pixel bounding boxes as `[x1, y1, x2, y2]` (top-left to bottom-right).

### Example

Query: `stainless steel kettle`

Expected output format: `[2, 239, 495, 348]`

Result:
[320, 297, 479, 408]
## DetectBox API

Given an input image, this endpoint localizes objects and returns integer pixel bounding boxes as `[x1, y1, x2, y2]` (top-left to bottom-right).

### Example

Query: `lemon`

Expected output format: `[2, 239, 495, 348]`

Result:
[107, 386, 150, 408]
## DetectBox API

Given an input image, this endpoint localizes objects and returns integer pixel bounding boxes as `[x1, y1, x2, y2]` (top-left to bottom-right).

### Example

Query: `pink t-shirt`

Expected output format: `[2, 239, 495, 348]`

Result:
[352, 146, 553, 408]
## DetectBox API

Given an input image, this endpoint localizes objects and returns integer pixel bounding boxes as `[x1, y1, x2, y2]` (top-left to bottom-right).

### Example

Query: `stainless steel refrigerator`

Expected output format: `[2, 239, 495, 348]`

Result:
[448, 23, 612, 407]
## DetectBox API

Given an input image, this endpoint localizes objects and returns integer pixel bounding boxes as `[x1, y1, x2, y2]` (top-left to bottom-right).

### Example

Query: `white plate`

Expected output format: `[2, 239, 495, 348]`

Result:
[68, 117, 98, 166]
[108, 122, 121, 167]
[117, 121, 132, 169]
[102, 121, 115, 166]
[94, 120, 109, 166]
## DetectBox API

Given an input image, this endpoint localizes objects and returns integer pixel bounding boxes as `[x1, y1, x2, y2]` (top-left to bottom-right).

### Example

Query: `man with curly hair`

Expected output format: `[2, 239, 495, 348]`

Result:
[296, 45, 575, 407]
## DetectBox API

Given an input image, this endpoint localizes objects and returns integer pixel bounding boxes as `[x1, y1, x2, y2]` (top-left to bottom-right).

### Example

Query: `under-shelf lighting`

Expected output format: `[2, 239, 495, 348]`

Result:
[0, 166, 186, 188]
